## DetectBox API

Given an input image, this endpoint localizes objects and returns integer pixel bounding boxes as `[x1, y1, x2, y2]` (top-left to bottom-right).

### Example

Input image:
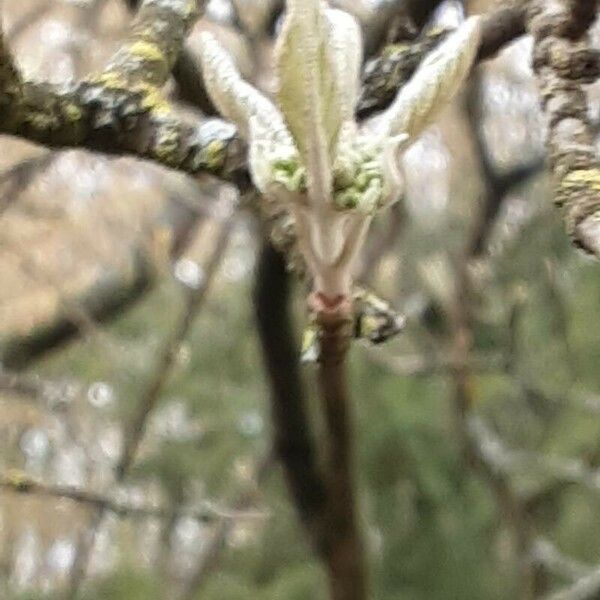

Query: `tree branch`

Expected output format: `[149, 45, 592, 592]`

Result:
[527, 0, 600, 257]
[465, 70, 544, 256]
[316, 309, 368, 600]
[253, 241, 329, 552]
[357, 2, 528, 117]
[0, 1, 245, 179]
[0, 470, 264, 524]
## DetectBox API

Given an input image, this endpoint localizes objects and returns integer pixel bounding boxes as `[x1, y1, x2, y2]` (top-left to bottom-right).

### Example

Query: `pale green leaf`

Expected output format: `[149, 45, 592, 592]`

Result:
[198, 33, 287, 141]
[325, 8, 363, 132]
[374, 16, 482, 139]
[275, 0, 341, 204]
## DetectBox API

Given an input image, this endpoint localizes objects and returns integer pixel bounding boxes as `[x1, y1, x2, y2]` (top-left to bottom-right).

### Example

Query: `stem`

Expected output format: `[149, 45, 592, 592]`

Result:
[317, 310, 368, 600]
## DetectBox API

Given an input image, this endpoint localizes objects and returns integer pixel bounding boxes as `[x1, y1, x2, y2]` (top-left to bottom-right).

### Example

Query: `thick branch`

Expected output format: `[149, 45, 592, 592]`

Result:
[527, 0, 600, 256]
[358, 2, 528, 117]
[253, 242, 329, 551]
[0, 2, 245, 179]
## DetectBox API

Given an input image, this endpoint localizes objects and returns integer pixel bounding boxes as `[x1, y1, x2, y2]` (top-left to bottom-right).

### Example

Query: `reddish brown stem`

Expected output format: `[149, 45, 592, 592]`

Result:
[317, 310, 368, 600]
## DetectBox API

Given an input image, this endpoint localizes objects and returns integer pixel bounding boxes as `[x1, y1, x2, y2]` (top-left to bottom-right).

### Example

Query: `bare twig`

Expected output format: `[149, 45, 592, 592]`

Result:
[532, 538, 593, 582]
[66, 216, 234, 595]
[544, 565, 600, 600]
[0, 153, 56, 215]
[0, 471, 266, 523]
[465, 71, 544, 256]
[178, 452, 273, 600]
[117, 218, 233, 477]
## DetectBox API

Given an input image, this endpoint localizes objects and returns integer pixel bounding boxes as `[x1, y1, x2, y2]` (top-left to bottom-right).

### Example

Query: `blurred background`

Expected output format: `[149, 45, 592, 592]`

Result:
[1, 0, 600, 599]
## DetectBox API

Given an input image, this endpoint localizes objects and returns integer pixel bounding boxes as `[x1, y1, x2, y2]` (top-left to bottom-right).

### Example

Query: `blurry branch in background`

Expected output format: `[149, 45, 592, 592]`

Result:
[118, 216, 234, 477]
[67, 213, 234, 596]
[0, 188, 205, 370]
[432, 61, 552, 596]
[465, 70, 545, 257]
[544, 566, 600, 600]
[533, 538, 593, 583]
[0, 152, 55, 215]
[253, 242, 329, 553]
[365, 346, 503, 378]
[358, 201, 406, 284]
[527, 0, 600, 257]
[358, 1, 528, 117]
[0, 470, 266, 524]
[179, 452, 273, 600]
[469, 416, 600, 496]
[446, 262, 541, 599]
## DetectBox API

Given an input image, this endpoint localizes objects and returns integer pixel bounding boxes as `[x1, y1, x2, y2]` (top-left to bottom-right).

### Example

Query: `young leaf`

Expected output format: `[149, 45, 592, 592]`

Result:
[198, 33, 287, 141]
[374, 16, 482, 140]
[325, 8, 363, 131]
[275, 0, 340, 204]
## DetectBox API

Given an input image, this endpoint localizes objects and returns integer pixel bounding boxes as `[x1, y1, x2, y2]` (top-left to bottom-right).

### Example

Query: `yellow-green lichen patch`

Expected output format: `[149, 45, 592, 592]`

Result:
[138, 85, 172, 117]
[128, 40, 168, 67]
[201, 139, 227, 171]
[561, 168, 600, 192]
[23, 110, 60, 132]
[152, 120, 183, 166]
[91, 72, 128, 91]
[63, 102, 83, 122]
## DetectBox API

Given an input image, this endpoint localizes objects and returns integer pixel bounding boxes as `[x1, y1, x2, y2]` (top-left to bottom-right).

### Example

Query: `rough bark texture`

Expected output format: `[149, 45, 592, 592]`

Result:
[0, 0, 245, 180]
[358, 2, 528, 117]
[527, 0, 600, 256]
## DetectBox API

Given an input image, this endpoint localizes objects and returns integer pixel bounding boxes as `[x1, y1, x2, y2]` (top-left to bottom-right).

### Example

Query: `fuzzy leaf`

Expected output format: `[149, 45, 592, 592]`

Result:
[199, 33, 299, 195]
[198, 33, 288, 141]
[275, 0, 341, 203]
[374, 16, 482, 139]
[325, 8, 363, 131]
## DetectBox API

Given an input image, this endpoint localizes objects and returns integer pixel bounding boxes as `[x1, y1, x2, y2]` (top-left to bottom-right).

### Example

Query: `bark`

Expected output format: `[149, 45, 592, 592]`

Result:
[527, 0, 600, 256]
[358, 2, 528, 117]
[0, 1, 245, 180]
[317, 308, 368, 600]
[253, 242, 329, 551]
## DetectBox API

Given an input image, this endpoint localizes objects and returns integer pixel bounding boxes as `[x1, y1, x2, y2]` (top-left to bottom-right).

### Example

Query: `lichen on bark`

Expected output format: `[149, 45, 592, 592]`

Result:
[0, 0, 244, 180]
[528, 0, 600, 256]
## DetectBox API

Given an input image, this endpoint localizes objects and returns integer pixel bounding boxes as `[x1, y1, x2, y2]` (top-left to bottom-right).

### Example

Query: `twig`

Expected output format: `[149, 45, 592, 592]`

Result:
[117, 217, 233, 477]
[178, 452, 273, 600]
[0, 471, 266, 524]
[0, 153, 56, 216]
[464, 70, 544, 257]
[469, 416, 600, 497]
[544, 565, 600, 600]
[66, 216, 234, 595]
[532, 538, 592, 582]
